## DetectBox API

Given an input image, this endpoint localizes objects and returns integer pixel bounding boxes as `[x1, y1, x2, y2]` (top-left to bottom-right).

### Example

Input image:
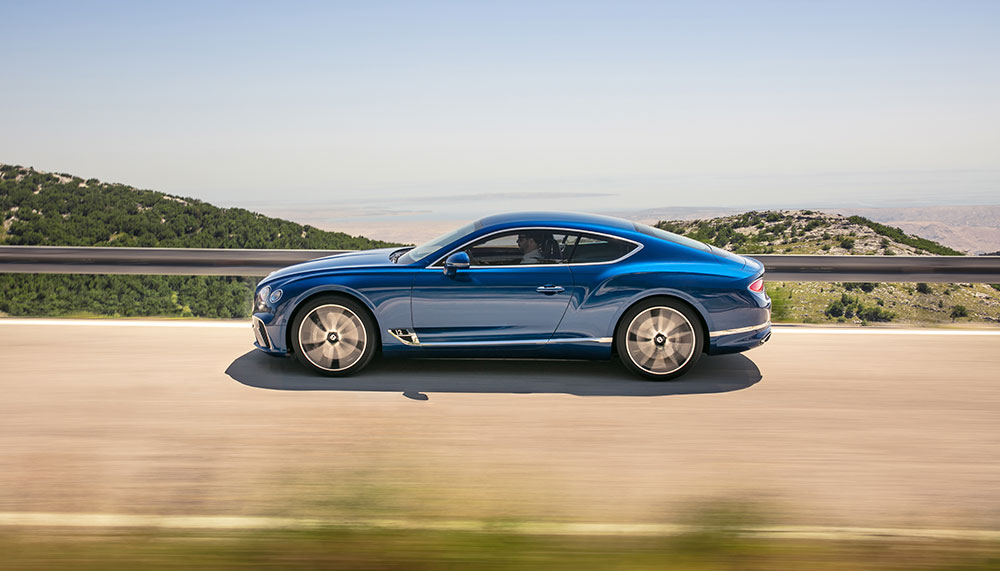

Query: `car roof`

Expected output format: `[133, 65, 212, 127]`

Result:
[477, 211, 636, 233]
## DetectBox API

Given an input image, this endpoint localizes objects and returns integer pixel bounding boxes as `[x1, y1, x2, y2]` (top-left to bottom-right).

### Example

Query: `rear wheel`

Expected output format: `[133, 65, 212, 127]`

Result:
[291, 296, 376, 376]
[617, 299, 703, 381]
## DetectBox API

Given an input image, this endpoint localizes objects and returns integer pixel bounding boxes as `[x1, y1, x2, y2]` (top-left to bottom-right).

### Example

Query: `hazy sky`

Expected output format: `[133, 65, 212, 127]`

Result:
[2, 0, 998, 221]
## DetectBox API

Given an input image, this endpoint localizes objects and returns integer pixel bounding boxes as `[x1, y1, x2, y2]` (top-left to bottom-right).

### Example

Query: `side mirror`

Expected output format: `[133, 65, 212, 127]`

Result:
[443, 251, 471, 276]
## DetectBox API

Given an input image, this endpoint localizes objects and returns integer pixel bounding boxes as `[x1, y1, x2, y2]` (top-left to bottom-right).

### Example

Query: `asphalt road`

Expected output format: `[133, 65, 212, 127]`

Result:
[1, 321, 998, 529]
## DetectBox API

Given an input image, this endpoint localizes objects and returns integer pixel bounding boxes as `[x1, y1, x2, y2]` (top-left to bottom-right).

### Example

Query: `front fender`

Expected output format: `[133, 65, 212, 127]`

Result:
[264, 271, 414, 353]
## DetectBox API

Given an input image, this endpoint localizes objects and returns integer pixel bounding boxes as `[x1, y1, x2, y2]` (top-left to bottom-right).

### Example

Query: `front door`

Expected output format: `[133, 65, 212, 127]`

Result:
[411, 229, 577, 344]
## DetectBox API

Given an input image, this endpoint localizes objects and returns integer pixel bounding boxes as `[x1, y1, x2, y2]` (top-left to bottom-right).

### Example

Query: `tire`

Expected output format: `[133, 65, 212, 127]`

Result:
[616, 298, 704, 381]
[290, 295, 377, 376]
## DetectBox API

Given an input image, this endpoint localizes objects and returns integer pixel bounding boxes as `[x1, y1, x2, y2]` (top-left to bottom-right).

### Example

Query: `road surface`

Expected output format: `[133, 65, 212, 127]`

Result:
[1, 320, 998, 529]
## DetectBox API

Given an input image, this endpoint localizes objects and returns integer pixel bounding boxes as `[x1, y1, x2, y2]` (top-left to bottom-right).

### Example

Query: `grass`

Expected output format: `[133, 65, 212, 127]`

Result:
[2, 499, 997, 569]
[1, 526, 997, 570]
[766, 282, 1000, 325]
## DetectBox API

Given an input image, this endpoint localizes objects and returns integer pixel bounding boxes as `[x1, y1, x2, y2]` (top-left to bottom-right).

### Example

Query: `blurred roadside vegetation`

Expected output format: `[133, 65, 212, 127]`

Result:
[0, 274, 255, 318]
[2, 525, 997, 570]
[3, 486, 997, 569]
[0, 165, 401, 318]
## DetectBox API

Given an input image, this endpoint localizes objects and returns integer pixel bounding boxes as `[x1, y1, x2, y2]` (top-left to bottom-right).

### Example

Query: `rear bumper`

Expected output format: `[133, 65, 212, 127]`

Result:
[707, 321, 771, 355]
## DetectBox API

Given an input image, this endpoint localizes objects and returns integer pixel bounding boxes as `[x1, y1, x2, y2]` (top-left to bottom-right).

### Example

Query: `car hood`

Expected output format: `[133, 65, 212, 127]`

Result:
[263, 247, 402, 282]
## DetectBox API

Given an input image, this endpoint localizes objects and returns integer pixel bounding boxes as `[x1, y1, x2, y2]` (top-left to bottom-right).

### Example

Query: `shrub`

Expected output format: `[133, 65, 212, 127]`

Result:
[844, 282, 875, 293]
[916, 283, 932, 294]
[858, 306, 894, 322]
[950, 305, 968, 320]
[839, 237, 855, 250]
[825, 300, 844, 318]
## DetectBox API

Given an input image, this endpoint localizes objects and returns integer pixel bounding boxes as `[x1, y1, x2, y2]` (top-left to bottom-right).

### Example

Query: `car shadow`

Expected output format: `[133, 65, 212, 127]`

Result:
[225, 351, 762, 397]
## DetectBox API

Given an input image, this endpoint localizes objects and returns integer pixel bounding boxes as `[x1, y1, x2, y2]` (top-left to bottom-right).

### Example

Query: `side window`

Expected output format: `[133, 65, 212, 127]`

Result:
[463, 231, 577, 266]
[568, 233, 638, 263]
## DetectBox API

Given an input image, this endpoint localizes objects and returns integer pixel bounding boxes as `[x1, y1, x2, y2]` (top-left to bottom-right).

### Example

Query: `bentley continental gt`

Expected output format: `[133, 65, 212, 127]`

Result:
[252, 212, 771, 380]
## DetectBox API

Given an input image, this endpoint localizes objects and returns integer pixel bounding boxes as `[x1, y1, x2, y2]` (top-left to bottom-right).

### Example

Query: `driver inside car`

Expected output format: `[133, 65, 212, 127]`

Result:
[517, 232, 544, 264]
[517, 231, 561, 264]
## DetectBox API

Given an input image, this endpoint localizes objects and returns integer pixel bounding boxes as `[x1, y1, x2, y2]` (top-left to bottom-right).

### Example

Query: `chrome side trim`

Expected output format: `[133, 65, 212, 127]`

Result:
[413, 337, 613, 348]
[709, 322, 771, 338]
[546, 337, 613, 344]
[420, 339, 547, 347]
[425, 226, 644, 268]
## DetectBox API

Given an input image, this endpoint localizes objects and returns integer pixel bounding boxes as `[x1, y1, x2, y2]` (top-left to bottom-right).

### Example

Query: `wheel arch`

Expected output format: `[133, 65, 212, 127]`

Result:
[611, 294, 711, 356]
[285, 288, 383, 356]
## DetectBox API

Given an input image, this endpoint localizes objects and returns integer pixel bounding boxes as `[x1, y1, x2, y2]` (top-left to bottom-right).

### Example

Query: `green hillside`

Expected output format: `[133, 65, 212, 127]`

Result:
[656, 209, 964, 256]
[0, 164, 392, 249]
[656, 210, 1000, 326]
[0, 164, 400, 318]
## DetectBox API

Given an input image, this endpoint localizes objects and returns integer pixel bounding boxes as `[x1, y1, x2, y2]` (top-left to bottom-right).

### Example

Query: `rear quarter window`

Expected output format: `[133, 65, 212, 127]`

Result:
[568, 233, 639, 263]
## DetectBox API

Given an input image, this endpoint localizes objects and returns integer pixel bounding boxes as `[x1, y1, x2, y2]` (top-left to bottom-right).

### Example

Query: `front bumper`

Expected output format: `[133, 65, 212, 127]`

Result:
[252, 314, 289, 356]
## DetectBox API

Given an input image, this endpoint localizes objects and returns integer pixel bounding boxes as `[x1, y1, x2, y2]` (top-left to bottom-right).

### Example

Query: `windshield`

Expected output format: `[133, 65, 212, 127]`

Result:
[396, 221, 479, 264]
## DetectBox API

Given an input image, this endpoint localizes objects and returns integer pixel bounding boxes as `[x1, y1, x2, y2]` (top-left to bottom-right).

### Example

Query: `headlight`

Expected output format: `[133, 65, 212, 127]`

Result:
[256, 286, 271, 312]
[268, 289, 283, 304]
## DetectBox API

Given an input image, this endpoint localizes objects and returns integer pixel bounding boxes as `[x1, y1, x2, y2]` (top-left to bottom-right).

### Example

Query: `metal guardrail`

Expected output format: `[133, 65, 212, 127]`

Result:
[0, 246, 998, 282]
[753, 254, 1000, 283]
[0, 246, 349, 276]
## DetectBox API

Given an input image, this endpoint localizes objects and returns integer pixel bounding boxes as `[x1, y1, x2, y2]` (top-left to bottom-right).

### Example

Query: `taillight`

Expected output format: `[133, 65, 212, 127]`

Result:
[749, 277, 764, 293]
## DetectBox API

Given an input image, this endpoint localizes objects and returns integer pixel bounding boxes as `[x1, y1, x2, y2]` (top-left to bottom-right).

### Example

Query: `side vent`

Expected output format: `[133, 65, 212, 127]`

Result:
[388, 329, 421, 346]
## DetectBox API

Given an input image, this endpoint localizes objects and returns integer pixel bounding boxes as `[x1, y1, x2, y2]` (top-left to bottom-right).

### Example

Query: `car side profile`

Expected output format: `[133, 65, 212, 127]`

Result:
[251, 211, 771, 380]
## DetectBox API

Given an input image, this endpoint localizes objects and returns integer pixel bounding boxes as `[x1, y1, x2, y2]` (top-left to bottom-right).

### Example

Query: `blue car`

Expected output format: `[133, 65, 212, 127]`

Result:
[252, 211, 770, 380]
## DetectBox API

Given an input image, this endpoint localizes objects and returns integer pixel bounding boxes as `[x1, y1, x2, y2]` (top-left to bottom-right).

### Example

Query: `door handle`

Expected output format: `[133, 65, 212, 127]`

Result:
[536, 285, 565, 295]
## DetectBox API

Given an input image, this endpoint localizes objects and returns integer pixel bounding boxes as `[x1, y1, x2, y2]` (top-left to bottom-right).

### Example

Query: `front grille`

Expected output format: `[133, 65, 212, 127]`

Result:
[253, 317, 271, 349]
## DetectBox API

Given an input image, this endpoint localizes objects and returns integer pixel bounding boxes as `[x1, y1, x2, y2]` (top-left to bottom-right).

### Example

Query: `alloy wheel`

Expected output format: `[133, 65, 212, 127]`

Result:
[624, 306, 696, 375]
[297, 304, 368, 372]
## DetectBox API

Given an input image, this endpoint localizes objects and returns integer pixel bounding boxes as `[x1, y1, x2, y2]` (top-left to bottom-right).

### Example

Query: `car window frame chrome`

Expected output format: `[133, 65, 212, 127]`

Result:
[424, 226, 644, 269]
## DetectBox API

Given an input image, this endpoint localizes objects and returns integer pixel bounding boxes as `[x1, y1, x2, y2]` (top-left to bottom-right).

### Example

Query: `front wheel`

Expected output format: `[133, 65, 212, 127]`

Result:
[291, 296, 377, 376]
[616, 299, 704, 381]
